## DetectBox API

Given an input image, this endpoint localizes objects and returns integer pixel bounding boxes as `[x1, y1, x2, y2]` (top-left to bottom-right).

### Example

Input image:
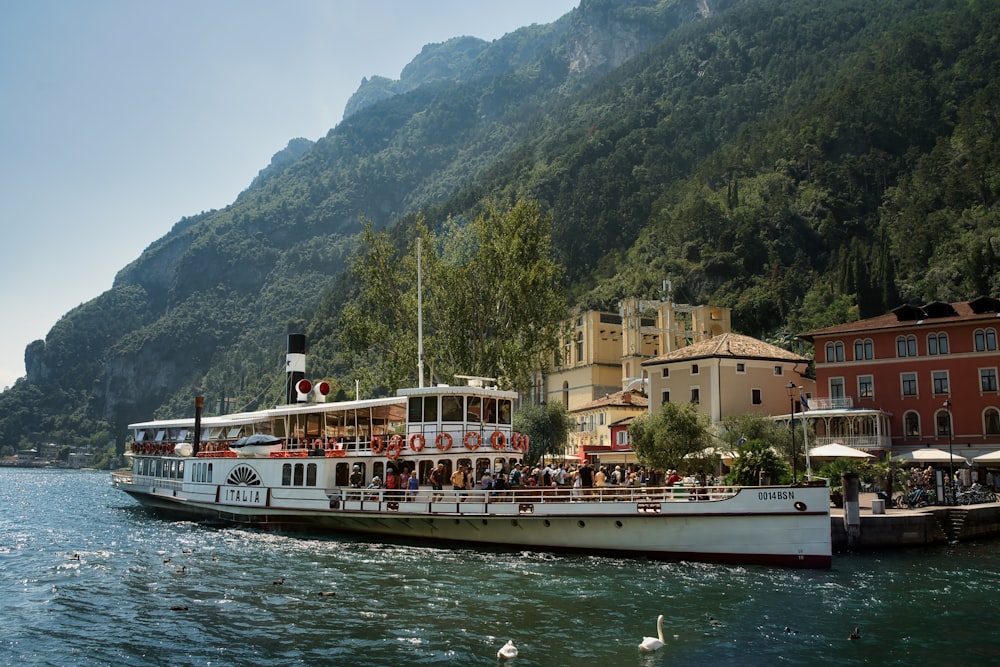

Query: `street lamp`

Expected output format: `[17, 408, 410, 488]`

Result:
[944, 399, 954, 504]
[786, 381, 797, 483]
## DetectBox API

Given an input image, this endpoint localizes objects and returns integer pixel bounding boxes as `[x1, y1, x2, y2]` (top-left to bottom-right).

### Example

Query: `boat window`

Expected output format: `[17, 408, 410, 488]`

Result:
[466, 396, 482, 422]
[305, 414, 321, 438]
[417, 460, 433, 484]
[206, 427, 223, 440]
[408, 397, 423, 423]
[442, 396, 463, 422]
[306, 463, 317, 486]
[498, 400, 512, 425]
[373, 462, 384, 481]
[271, 419, 287, 439]
[177, 429, 189, 442]
[293, 464, 305, 486]
[155, 430, 166, 442]
[135, 430, 147, 442]
[282, 463, 292, 486]
[227, 426, 242, 440]
[335, 462, 349, 486]
[207, 462, 213, 483]
[483, 398, 497, 425]
[423, 396, 438, 422]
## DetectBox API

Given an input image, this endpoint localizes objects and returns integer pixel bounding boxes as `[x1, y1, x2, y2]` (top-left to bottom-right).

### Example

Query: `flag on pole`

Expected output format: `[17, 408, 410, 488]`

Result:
[799, 391, 810, 411]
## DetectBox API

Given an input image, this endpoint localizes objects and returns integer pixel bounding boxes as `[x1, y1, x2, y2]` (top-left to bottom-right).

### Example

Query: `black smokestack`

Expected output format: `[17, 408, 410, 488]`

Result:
[285, 333, 306, 405]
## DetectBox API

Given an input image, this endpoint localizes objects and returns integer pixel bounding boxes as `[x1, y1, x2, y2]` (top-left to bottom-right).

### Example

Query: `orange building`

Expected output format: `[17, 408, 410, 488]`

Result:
[799, 296, 1000, 459]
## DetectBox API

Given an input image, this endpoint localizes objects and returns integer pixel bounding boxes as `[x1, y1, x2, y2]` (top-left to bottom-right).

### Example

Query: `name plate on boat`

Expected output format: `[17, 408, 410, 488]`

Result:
[221, 485, 267, 507]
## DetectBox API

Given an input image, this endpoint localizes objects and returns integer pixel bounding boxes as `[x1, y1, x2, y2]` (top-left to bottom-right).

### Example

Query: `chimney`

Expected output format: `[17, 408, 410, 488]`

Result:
[285, 333, 306, 405]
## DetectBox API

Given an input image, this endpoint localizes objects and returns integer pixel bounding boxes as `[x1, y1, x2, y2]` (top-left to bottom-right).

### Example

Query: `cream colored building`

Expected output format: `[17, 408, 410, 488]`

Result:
[543, 298, 732, 411]
[568, 389, 648, 451]
[641, 332, 814, 424]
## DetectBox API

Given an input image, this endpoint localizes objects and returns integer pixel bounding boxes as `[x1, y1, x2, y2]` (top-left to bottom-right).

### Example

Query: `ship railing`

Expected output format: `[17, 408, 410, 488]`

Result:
[111, 472, 133, 486]
[328, 484, 740, 508]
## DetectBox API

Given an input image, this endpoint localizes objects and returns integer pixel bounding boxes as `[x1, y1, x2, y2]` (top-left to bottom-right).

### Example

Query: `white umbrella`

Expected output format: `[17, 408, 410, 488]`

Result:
[808, 442, 874, 459]
[892, 448, 969, 465]
[973, 450, 1000, 463]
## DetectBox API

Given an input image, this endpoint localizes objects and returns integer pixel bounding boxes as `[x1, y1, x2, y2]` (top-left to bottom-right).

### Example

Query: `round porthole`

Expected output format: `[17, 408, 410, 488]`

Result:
[794, 501, 807, 512]
[578, 520, 586, 528]
[544, 519, 551, 527]
[511, 519, 518, 527]
[615, 520, 623, 528]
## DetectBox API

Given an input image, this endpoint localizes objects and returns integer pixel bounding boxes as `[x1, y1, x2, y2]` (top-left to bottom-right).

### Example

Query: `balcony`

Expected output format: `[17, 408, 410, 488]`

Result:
[809, 434, 891, 451]
[808, 396, 855, 410]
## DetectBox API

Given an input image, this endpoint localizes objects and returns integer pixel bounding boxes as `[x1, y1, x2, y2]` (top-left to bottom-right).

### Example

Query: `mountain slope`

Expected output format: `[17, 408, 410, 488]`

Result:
[2, 0, 998, 457]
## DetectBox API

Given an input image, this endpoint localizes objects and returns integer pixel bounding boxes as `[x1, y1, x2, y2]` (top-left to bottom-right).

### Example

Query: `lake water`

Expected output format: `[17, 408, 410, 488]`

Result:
[0, 468, 997, 666]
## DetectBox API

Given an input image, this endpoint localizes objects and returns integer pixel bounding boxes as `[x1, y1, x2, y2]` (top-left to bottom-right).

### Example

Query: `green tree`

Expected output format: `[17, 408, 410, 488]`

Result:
[629, 402, 713, 471]
[339, 200, 566, 393]
[513, 401, 572, 466]
[726, 439, 791, 486]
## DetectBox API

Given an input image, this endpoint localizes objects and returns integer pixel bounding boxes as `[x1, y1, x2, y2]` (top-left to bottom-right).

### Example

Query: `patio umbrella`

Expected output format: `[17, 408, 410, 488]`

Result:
[891, 447, 969, 465]
[973, 450, 1000, 463]
[808, 442, 874, 459]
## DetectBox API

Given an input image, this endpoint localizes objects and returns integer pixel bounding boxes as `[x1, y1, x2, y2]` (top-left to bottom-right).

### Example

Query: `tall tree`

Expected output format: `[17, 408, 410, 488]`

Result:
[629, 401, 713, 471]
[339, 200, 566, 394]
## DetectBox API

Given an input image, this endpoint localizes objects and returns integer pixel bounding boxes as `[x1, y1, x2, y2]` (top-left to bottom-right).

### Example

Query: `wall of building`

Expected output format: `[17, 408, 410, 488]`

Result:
[813, 320, 1000, 452]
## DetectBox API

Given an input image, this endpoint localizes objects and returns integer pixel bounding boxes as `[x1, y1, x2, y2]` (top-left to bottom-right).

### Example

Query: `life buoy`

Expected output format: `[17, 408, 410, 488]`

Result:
[509, 433, 521, 452]
[491, 431, 506, 450]
[313, 439, 324, 450]
[409, 433, 426, 452]
[464, 432, 482, 451]
[370, 436, 385, 454]
[387, 434, 403, 460]
[435, 432, 453, 451]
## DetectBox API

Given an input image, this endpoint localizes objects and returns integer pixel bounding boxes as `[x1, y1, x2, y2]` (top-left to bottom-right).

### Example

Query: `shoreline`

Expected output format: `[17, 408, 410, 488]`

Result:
[831, 492, 1000, 551]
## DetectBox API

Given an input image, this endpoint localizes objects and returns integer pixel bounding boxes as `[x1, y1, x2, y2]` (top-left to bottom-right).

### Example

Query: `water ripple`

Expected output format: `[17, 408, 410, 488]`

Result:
[1, 469, 998, 666]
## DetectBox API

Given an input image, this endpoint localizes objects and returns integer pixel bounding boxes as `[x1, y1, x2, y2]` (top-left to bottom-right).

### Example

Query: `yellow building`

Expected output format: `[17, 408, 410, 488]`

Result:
[568, 388, 649, 453]
[641, 332, 814, 424]
[543, 298, 732, 411]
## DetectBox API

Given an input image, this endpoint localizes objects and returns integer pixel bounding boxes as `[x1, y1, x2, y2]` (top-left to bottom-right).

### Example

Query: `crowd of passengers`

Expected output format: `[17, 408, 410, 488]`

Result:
[354, 459, 724, 498]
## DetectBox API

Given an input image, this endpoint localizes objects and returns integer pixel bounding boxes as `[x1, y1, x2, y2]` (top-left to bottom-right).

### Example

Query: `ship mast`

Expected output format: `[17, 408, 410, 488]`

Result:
[417, 237, 424, 388]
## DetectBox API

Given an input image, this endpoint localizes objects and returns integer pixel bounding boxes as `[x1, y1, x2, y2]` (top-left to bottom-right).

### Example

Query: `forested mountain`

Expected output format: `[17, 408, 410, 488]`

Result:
[2, 0, 998, 456]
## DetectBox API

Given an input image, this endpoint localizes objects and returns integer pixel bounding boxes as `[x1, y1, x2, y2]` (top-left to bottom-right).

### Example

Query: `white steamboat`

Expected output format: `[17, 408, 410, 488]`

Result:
[113, 367, 831, 568]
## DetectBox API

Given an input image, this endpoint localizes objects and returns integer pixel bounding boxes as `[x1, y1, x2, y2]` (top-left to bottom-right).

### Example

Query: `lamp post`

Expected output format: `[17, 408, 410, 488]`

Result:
[944, 399, 954, 505]
[786, 381, 797, 483]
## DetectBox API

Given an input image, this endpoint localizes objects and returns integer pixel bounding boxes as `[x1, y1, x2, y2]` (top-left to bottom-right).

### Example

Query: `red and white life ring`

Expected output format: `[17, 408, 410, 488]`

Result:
[387, 434, 403, 460]
[409, 433, 426, 452]
[490, 431, 506, 450]
[464, 432, 482, 451]
[435, 432, 453, 451]
[370, 436, 385, 454]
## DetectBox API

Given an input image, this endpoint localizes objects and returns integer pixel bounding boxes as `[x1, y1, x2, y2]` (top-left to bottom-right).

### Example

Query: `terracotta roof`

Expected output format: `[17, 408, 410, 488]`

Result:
[641, 332, 806, 365]
[798, 297, 1000, 341]
[571, 390, 648, 413]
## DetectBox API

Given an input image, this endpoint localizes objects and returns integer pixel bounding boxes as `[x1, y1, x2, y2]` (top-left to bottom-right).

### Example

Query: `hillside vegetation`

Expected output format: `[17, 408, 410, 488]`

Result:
[1, 0, 997, 455]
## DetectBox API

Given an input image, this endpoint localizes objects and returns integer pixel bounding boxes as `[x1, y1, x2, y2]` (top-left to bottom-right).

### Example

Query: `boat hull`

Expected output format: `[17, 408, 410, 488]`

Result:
[114, 477, 831, 568]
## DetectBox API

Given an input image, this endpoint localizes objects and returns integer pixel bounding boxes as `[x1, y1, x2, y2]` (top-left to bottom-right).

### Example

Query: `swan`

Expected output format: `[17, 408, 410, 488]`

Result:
[497, 640, 518, 659]
[638, 614, 665, 652]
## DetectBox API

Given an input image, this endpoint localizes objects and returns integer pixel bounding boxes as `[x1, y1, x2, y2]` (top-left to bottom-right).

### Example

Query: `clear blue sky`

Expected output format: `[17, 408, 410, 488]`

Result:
[0, 0, 578, 390]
